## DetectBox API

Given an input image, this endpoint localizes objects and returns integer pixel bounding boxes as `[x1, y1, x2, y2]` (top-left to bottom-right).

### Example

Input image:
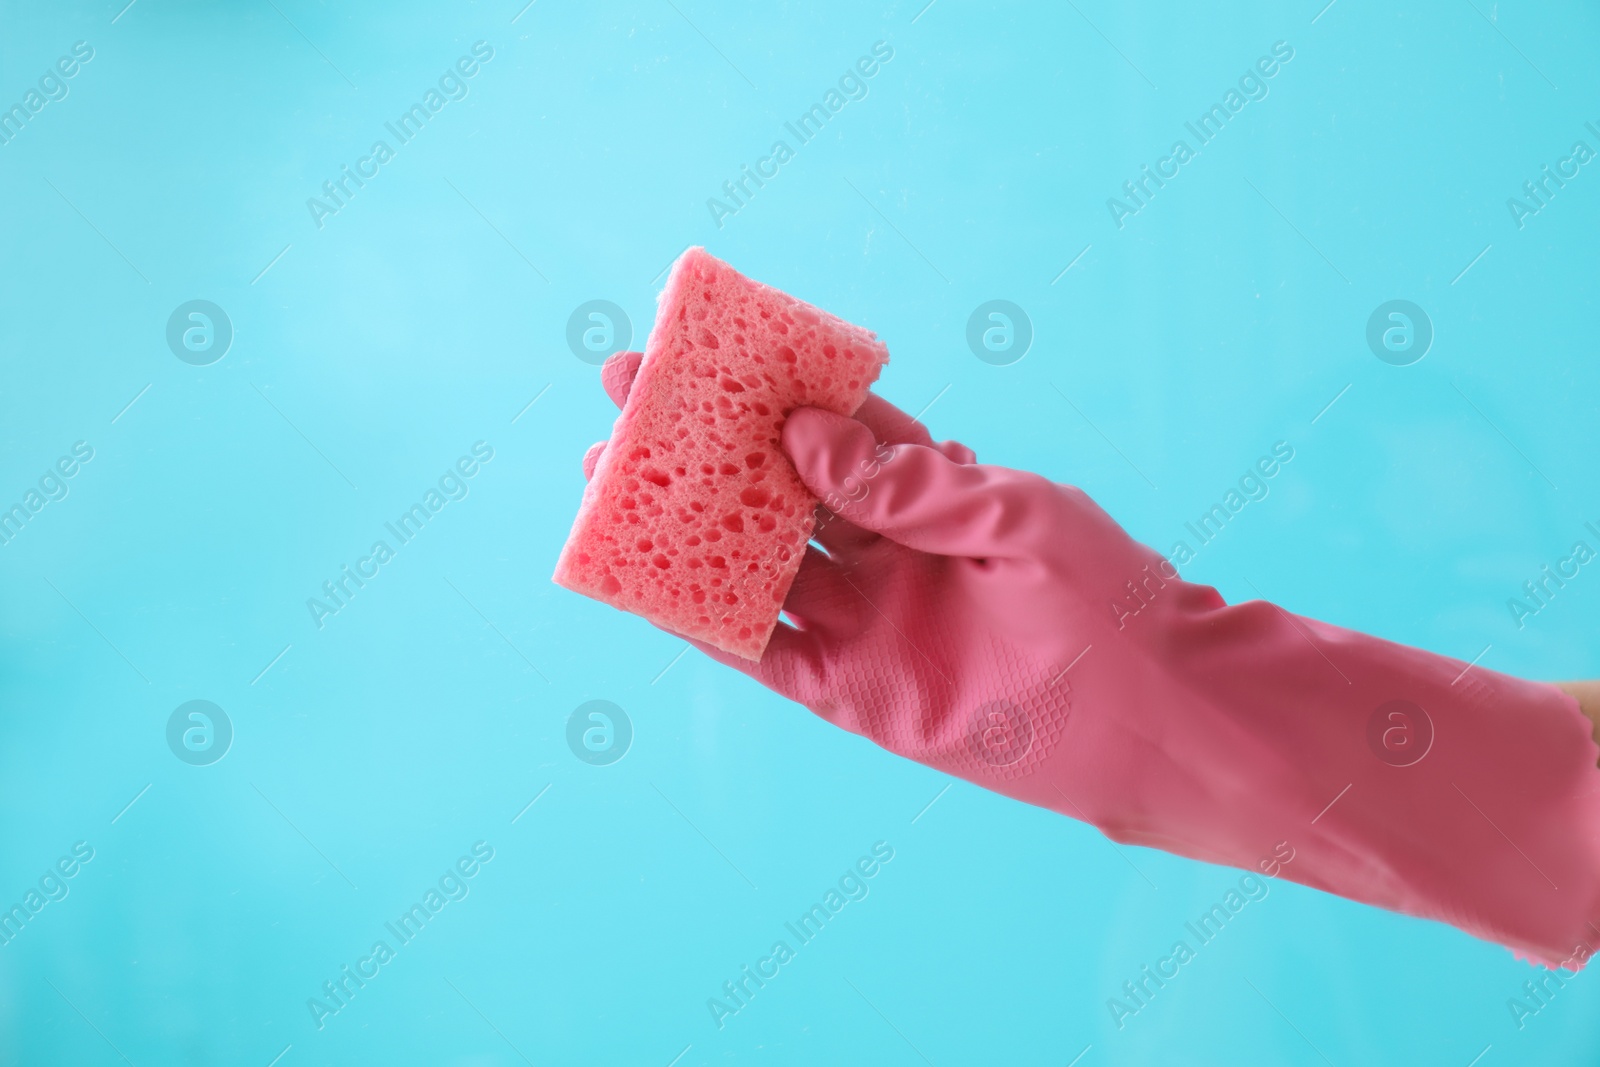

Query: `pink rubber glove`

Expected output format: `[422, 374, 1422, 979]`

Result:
[585, 351, 1600, 970]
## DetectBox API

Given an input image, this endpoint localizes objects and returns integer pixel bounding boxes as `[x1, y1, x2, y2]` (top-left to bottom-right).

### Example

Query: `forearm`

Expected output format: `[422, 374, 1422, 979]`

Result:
[1048, 583, 1600, 970]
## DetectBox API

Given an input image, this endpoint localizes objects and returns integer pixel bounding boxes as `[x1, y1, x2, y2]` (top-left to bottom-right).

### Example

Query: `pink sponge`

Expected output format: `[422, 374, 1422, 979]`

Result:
[553, 247, 889, 660]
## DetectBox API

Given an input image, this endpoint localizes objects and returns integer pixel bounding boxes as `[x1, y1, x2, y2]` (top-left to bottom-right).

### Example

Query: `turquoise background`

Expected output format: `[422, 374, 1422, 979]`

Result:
[2, 0, 1597, 1063]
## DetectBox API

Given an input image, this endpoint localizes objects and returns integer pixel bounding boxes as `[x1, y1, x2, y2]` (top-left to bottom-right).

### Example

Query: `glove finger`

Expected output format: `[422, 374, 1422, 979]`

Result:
[805, 393, 973, 561]
[582, 441, 606, 481]
[851, 393, 935, 447]
[782, 406, 1054, 559]
[852, 393, 977, 464]
[937, 438, 978, 464]
[601, 350, 644, 409]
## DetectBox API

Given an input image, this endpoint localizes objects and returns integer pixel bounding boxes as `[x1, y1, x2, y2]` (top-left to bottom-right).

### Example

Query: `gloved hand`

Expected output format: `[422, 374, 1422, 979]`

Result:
[583, 350, 1600, 971]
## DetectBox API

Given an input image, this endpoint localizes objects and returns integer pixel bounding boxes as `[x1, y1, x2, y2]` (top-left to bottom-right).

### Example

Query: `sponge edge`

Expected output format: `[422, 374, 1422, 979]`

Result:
[553, 247, 889, 660]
